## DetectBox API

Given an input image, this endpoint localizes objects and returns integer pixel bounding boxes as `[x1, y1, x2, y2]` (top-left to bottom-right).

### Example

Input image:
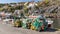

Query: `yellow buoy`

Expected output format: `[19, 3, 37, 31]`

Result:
[30, 25, 35, 30]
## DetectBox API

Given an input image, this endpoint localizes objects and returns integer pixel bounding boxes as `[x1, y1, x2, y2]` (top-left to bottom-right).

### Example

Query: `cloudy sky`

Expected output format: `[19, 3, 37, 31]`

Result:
[0, 0, 42, 3]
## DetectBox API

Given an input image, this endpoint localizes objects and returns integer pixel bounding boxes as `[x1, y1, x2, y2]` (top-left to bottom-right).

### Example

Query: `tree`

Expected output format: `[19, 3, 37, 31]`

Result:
[0, 8, 3, 11]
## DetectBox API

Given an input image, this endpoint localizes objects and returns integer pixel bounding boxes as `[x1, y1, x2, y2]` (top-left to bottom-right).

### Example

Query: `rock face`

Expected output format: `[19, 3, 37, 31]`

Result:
[42, 0, 60, 28]
[49, 0, 60, 5]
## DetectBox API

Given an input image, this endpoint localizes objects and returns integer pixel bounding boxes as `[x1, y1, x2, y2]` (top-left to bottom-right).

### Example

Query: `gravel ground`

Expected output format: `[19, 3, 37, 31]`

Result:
[0, 20, 60, 34]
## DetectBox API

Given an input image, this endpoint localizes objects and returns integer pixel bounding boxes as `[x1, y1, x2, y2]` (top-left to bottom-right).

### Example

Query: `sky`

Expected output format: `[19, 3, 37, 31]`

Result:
[0, 0, 42, 3]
